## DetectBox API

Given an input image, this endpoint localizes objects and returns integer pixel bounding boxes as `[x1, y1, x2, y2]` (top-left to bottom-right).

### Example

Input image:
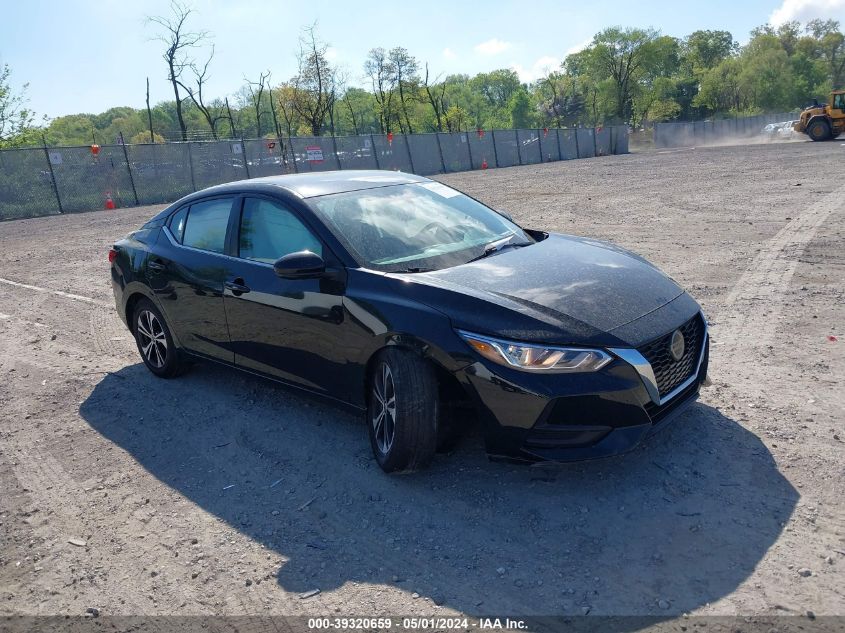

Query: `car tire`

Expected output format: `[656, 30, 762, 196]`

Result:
[132, 299, 189, 378]
[367, 348, 438, 473]
[807, 119, 831, 141]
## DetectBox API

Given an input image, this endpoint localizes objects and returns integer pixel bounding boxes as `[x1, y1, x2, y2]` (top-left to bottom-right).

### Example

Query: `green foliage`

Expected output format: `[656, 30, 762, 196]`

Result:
[508, 89, 534, 128]
[4, 19, 845, 148]
[129, 131, 166, 144]
[0, 63, 39, 148]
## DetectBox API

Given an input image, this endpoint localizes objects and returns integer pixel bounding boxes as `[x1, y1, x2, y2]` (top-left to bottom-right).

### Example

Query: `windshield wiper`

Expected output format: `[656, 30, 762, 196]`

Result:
[403, 266, 434, 273]
[464, 235, 529, 264]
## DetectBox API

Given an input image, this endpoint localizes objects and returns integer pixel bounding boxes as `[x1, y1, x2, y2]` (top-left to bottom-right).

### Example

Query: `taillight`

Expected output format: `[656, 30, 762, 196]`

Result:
[108, 248, 118, 263]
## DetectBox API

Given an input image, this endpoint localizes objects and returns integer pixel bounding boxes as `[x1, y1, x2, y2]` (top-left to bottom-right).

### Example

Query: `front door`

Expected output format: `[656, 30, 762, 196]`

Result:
[222, 196, 358, 400]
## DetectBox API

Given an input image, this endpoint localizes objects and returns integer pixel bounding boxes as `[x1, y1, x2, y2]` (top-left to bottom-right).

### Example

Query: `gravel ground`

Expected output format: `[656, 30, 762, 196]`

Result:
[0, 141, 843, 621]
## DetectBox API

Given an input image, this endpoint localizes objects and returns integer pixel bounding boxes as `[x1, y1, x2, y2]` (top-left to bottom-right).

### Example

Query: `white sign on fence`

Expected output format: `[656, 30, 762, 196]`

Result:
[231, 142, 243, 155]
[306, 146, 324, 162]
[48, 151, 63, 166]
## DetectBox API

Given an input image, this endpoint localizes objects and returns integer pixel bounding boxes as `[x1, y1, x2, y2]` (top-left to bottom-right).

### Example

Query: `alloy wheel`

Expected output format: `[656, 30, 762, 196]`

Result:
[372, 362, 397, 454]
[136, 309, 168, 369]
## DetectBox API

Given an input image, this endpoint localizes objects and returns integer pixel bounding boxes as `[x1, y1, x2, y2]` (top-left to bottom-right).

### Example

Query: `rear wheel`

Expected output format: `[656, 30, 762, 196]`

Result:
[133, 299, 188, 378]
[367, 348, 438, 473]
[807, 119, 831, 141]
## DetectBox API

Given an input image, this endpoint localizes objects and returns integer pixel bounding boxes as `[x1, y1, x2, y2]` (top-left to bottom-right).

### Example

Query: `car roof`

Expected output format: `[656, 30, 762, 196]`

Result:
[201, 170, 427, 199]
[146, 170, 431, 225]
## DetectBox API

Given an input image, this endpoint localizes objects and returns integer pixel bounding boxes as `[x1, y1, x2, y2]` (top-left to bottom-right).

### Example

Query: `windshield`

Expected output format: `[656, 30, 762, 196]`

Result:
[308, 182, 533, 272]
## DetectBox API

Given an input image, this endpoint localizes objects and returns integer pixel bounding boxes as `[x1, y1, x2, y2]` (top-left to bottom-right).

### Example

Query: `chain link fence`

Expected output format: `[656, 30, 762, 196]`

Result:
[653, 112, 800, 148]
[0, 126, 627, 221]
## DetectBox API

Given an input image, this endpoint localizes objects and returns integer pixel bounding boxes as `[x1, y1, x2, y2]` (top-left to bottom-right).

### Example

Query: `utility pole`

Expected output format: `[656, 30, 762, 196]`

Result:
[146, 77, 155, 143]
[225, 98, 237, 138]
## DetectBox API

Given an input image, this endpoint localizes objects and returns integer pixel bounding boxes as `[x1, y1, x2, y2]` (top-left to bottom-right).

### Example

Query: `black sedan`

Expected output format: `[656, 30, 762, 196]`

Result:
[110, 171, 709, 472]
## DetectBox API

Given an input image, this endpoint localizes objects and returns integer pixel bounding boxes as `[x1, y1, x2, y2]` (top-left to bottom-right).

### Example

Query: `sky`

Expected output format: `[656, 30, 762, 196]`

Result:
[2, 0, 845, 120]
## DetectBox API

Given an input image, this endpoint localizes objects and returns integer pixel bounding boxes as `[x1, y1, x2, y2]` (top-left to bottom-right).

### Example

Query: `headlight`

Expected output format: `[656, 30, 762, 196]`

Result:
[457, 330, 612, 373]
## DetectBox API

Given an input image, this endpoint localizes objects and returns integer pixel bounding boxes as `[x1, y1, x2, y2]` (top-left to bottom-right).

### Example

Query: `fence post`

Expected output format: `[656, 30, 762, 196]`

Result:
[491, 130, 500, 167]
[332, 135, 342, 170]
[371, 134, 381, 169]
[592, 127, 597, 157]
[434, 133, 447, 173]
[186, 142, 197, 191]
[574, 127, 581, 158]
[404, 135, 416, 174]
[41, 135, 63, 214]
[465, 132, 474, 169]
[119, 132, 139, 206]
[515, 129, 523, 165]
[288, 137, 299, 173]
[555, 128, 563, 161]
[241, 137, 251, 179]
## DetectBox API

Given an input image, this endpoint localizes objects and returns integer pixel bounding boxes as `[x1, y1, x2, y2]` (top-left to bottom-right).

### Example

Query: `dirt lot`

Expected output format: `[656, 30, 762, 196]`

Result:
[0, 141, 843, 621]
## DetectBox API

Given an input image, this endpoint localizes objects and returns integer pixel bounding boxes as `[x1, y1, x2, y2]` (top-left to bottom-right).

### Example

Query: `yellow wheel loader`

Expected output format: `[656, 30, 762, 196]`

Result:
[794, 90, 845, 141]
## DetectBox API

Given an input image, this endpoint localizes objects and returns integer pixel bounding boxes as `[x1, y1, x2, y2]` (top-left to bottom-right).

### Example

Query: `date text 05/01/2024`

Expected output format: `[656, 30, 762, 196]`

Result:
[306, 617, 528, 630]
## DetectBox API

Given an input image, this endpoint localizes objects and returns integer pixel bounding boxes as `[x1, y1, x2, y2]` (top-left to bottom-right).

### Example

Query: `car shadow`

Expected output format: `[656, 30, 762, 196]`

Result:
[79, 362, 797, 616]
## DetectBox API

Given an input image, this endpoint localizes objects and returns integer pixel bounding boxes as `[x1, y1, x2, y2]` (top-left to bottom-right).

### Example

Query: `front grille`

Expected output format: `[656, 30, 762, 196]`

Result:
[638, 314, 704, 399]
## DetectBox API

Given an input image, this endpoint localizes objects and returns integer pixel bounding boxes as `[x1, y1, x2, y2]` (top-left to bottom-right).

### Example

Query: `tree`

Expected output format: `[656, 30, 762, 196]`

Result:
[130, 131, 166, 144]
[508, 88, 534, 128]
[588, 27, 663, 122]
[148, 1, 208, 141]
[423, 63, 448, 131]
[694, 57, 744, 112]
[472, 69, 521, 110]
[538, 71, 585, 127]
[290, 24, 335, 136]
[244, 71, 270, 137]
[0, 63, 36, 147]
[364, 47, 397, 133]
[388, 47, 419, 134]
[444, 104, 468, 132]
[683, 30, 737, 72]
[805, 19, 845, 88]
[177, 45, 227, 139]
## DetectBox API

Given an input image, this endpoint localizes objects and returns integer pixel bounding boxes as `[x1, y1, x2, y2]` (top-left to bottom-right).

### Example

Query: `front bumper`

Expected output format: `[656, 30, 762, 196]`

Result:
[456, 319, 710, 463]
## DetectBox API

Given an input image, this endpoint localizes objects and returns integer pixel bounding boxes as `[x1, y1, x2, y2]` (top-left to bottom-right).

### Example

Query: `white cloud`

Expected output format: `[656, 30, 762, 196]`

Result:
[442, 47, 457, 60]
[474, 38, 513, 56]
[324, 47, 338, 61]
[770, 0, 845, 25]
[511, 56, 562, 83]
[565, 37, 593, 57]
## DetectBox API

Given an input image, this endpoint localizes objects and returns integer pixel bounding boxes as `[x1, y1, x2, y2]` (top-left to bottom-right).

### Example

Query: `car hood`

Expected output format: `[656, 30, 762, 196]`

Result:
[401, 233, 685, 343]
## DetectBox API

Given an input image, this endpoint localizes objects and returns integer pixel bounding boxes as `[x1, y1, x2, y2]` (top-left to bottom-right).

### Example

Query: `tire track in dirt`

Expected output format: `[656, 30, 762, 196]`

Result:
[713, 183, 845, 360]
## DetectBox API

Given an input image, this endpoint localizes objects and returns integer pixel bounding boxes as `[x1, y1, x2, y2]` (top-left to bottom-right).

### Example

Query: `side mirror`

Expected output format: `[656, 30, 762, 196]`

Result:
[273, 251, 326, 280]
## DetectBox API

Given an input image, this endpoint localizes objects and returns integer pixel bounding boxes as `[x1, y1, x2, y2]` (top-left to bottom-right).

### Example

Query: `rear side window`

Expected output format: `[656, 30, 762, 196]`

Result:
[182, 198, 233, 253]
[239, 198, 322, 263]
[168, 207, 188, 243]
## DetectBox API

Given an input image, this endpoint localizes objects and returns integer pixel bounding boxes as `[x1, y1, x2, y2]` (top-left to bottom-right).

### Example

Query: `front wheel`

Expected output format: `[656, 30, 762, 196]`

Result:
[807, 119, 831, 141]
[367, 349, 438, 473]
[133, 299, 189, 378]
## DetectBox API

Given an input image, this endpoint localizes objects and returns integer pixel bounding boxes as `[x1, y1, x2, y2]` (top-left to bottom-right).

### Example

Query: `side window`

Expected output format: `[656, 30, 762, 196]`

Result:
[835, 94, 844, 111]
[239, 198, 323, 263]
[168, 206, 188, 243]
[182, 198, 233, 253]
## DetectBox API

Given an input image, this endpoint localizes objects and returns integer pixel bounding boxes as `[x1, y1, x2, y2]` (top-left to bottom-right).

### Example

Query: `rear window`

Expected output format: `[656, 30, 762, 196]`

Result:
[182, 198, 233, 253]
[168, 207, 188, 242]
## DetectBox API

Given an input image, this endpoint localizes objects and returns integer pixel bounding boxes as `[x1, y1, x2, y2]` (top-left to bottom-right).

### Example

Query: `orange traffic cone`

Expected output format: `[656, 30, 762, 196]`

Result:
[105, 192, 116, 210]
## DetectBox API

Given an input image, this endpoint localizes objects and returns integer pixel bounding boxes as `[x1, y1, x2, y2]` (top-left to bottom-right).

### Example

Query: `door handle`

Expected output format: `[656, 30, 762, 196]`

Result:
[148, 260, 166, 272]
[225, 279, 251, 295]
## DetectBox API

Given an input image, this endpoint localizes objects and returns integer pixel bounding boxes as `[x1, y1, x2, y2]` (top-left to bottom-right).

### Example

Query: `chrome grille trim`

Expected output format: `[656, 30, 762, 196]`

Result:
[609, 313, 708, 407]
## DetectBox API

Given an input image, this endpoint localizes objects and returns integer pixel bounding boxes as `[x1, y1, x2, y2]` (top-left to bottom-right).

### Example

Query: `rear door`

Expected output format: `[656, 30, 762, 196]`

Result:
[222, 195, 361, 400]
[147, 196, 236, 363]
